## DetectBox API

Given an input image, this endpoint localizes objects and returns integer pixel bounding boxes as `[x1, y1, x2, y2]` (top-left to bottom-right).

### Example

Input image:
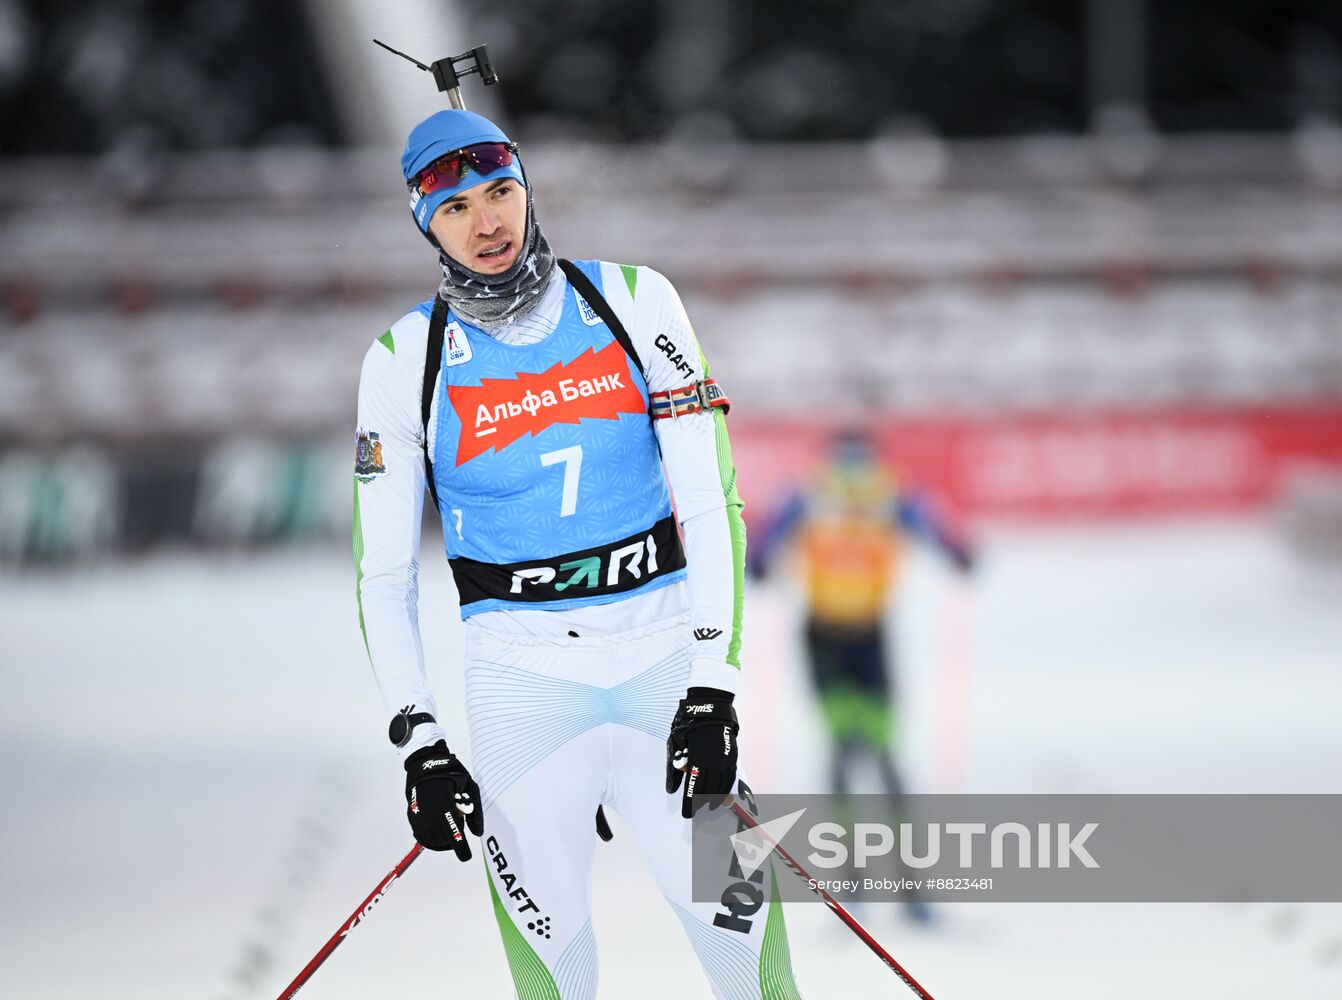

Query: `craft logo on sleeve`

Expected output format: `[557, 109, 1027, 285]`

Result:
[444, 321, 474, 367]
[355, 428, 387, 481]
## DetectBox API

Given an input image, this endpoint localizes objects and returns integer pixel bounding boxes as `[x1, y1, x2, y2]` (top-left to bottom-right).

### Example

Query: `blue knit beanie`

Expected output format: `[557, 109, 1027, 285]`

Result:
[401, 109, 526, 232]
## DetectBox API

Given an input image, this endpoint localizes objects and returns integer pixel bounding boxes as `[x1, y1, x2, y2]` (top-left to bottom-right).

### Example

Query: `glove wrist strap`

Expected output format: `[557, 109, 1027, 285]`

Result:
[686, 686, 734, 702]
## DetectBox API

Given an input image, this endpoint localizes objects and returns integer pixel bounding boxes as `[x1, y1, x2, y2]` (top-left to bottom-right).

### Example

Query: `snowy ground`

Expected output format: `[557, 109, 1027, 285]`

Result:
[4, 516, 1342, 999]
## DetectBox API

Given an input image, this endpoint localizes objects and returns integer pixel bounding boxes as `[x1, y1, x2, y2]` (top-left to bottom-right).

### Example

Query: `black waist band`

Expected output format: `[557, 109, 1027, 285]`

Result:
[451, 514, 687, 608]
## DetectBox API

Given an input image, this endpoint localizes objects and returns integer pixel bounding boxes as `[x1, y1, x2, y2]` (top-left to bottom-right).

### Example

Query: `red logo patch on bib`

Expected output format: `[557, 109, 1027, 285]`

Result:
[448, 341, 645, 465]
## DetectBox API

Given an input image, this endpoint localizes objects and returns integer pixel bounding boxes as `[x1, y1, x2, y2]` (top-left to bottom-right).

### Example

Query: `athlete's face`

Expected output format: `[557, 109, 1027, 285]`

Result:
[428, 177, 527, 274]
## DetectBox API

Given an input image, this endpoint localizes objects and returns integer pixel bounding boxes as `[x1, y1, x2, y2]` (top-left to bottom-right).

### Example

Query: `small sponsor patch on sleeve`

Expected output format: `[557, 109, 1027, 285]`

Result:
[355, 428, 388, 481]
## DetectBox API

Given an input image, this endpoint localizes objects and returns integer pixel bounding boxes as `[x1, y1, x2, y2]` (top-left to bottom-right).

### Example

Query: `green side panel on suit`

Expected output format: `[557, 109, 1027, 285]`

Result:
[487, 863, 561, 999]
[759, 860, 804, 999]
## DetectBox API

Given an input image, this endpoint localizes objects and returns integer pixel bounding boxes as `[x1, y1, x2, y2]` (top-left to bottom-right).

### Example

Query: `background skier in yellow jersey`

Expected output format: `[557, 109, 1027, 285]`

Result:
[749, 428, 975, 920]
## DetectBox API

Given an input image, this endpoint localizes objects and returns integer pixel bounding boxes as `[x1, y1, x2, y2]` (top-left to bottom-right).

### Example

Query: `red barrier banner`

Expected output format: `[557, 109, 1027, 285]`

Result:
[730, 407, 1342, 519]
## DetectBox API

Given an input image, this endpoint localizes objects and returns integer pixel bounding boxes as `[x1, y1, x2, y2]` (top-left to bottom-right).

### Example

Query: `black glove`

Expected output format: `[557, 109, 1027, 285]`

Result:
[404, 741, 484, 860]
[665, 687, 739, 819]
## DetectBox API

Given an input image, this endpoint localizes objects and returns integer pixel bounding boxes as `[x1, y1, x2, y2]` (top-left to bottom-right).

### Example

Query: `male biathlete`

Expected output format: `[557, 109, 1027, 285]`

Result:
[353, 108, 803, 998]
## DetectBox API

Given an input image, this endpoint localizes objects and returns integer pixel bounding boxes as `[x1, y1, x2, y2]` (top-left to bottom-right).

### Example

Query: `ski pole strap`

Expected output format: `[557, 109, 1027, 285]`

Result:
[557, 259, 647, 380]
[649, 378, 730, 420]
[421, 294, 450, 511]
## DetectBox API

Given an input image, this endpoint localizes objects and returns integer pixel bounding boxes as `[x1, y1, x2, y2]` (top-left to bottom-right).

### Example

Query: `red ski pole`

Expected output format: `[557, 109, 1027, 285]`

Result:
[729, 801, 936, 999]
[276, 842, 424, 999]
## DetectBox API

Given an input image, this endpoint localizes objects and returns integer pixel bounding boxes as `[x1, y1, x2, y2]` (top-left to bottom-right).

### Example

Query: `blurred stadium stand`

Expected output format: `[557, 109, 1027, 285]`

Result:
[3, 0, 1342, 561]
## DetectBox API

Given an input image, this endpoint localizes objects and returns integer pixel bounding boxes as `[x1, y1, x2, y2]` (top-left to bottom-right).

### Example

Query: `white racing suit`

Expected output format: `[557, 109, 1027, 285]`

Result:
[354, 260, 803, 998]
